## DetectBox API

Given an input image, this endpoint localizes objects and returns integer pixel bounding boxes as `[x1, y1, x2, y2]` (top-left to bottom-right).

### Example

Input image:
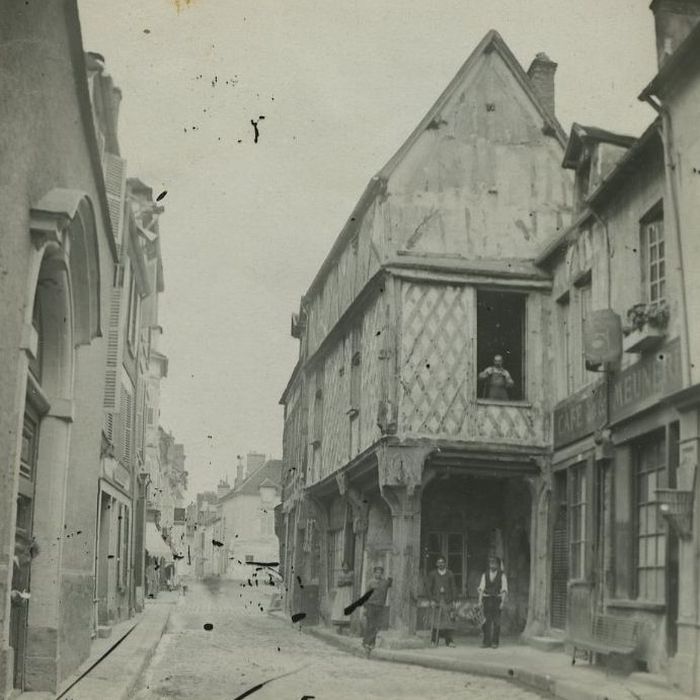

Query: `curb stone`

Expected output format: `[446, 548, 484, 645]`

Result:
[299, 624, 689, 700]
[60, 603, 174, 700]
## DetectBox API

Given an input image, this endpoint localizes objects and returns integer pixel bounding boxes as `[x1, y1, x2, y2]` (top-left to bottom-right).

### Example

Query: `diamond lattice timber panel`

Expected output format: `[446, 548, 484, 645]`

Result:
[399, 282, 473, 437]
[474, 402, 542, 445]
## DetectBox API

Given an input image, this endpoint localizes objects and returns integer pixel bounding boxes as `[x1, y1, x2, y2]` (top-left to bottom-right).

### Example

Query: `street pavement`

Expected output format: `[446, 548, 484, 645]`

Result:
[132, 578, 547, 700]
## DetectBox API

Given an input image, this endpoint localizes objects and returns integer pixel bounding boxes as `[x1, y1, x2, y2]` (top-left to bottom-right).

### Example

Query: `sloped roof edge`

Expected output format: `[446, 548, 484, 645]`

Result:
[301, 30, 566, 305]
[562, 123, 637, 169]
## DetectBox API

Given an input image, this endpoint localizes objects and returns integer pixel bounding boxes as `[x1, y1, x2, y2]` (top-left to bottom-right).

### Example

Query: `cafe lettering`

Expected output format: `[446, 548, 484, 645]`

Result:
[609, 337, 681, 423]
[553, 379, 607, 448]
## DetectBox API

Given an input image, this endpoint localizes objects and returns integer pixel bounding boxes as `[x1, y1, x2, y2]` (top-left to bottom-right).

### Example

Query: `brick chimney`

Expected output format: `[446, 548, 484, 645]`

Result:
[527, 52, 557, 117]
[651, 0, 700, 67]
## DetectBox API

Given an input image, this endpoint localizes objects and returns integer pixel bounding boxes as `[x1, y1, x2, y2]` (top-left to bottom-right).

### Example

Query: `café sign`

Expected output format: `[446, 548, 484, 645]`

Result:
[553, 378, 607, 449]
[553, 338, 683, 447]
[609, 337, 682, 423]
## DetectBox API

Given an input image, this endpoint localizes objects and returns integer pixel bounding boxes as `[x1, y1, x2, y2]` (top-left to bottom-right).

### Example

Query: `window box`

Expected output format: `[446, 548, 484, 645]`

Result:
[622, 326, 666, 354]
[622, 300, 669, 354]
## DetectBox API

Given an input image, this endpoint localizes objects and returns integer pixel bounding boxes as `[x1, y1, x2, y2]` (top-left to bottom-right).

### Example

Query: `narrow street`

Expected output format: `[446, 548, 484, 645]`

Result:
[133, 580, 548, 700]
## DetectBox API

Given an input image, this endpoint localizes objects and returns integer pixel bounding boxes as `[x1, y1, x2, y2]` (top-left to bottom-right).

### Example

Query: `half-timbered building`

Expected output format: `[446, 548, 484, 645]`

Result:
[279, 30, 573, 642]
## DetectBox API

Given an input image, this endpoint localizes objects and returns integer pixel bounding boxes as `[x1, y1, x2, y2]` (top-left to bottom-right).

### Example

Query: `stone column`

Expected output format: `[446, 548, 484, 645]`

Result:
[377, 444, 432, 637]
[25, 404, 73, 691]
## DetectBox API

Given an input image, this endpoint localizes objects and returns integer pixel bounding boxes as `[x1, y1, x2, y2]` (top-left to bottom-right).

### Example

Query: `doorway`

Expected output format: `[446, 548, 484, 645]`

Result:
[550, 470, 568, 630]
[10, 406, 40, 689]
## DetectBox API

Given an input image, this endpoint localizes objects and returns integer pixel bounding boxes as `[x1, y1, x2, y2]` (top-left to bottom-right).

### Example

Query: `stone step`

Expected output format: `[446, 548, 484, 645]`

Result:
[96, 625, 113, 639]
[528, 636, 564, 652]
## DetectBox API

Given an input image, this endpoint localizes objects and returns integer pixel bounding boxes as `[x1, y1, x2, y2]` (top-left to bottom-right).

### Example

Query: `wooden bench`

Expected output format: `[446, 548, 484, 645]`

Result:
[568, 613, 643, 668]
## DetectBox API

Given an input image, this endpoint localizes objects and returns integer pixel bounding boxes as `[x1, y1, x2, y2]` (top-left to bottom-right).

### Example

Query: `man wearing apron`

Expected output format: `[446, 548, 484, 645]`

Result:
[478, 355, 515, 400]
[477, 555, 508, 648]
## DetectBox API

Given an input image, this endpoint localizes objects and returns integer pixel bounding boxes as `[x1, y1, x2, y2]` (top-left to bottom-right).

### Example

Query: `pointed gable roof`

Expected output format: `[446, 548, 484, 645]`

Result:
[380, 29, 567, 180]
[302, 30, 567, 301]
[220, 459, 282, 502]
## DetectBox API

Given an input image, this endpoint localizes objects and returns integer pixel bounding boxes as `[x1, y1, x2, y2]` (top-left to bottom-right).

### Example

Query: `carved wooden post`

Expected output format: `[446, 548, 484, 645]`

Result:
[524, 465, 549, 638]
[304, 495, 330, 622]
[335, 473, 369, 600]
[377, 444, 433, 636]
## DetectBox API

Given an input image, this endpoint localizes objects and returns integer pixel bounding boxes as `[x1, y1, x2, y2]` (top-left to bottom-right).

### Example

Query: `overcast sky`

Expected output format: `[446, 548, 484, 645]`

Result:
[78, 0, 658, 498]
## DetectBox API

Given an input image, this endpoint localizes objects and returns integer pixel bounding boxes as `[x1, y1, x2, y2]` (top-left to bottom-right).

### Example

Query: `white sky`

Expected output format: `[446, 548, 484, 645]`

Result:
[78, 0, 658, 498]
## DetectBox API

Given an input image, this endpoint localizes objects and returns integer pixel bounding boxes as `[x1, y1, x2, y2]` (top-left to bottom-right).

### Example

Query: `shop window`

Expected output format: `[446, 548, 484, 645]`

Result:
[641, 205, 665, 304]
[476, 290, 526, 401]
[327, 528, 343, 589]
[569, 463, 587, 580]
[634, 431, 666, 602]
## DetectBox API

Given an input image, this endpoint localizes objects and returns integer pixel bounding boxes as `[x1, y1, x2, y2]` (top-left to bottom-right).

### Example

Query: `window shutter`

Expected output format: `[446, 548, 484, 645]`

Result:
[124, 387, 134, 469]
[103, 269, 125, 418]
[103, 152, 127, 250]
[135, 374, 145, 466]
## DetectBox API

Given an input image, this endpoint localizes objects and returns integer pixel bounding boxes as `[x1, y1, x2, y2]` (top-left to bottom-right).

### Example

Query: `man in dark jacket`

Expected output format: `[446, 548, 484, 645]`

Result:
[426, 556, 457, 647]
[362, 565, 392, 654]
[478, 555, 508, 648]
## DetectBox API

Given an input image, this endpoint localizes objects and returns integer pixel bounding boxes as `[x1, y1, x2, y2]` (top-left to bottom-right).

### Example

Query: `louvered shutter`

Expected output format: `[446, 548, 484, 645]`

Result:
[103, 152, 127, 250]
[103, 269, 125, 422]
[135, 373, 145, 467]
[124, 386, 134, 469]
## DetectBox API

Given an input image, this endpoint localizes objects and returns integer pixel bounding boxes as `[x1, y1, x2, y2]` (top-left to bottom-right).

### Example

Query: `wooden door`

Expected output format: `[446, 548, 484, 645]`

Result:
[10, 409, 39, 689]
[550, 471, 568, 630]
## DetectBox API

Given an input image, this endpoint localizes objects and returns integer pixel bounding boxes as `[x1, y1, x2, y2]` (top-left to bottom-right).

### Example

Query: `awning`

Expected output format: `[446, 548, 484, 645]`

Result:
[145, 522, 173, 561]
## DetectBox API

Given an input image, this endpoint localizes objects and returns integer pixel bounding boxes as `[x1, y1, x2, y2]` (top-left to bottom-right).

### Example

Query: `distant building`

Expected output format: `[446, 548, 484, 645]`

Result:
[220, 459, 282, 580]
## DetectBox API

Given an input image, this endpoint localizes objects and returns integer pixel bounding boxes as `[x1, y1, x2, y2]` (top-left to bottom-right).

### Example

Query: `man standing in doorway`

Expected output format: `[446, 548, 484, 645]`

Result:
[478, 555, 508, 648]
[426, 556, 457, 647]
[478, 355, 515, 400]
[362, 566, 392, 655]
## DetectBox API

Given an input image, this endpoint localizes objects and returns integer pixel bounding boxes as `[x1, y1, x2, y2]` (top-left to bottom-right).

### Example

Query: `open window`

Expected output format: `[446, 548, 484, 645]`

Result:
[476, 290, 526, 401]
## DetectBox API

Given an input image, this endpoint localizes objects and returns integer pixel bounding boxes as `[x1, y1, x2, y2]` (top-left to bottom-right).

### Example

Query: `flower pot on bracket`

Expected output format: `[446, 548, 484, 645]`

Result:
[622, 326, 666, 354]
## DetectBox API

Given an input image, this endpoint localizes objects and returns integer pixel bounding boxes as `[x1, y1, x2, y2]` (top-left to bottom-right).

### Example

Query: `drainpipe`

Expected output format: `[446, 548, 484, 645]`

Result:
[643, 98, 692, 388]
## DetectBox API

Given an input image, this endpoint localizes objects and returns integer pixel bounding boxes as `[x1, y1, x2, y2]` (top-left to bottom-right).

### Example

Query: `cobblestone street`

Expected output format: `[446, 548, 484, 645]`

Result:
[133, 580, 547, 700]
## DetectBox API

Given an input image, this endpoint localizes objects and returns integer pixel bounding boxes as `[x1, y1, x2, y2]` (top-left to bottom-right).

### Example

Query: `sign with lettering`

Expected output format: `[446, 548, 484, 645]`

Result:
[553, 378, 607, 449]
[609, 337, 682, 423]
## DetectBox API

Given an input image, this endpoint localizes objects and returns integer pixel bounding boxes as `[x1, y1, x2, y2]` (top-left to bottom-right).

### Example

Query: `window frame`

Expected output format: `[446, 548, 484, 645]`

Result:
[475, 289, 528, 402]
[568, 462, 587, 581]
[640, 204, 665, 305]
[633, 430, 667, 603]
